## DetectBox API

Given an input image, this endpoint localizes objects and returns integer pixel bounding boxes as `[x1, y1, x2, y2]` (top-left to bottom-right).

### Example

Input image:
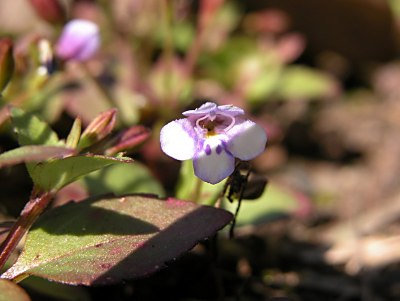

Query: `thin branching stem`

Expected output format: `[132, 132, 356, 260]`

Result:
[0, 189, 52, 273]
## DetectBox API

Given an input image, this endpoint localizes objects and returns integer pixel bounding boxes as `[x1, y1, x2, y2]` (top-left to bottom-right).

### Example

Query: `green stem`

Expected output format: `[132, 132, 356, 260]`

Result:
[0, 190, 52, 273]
[192, 177, 204, 203]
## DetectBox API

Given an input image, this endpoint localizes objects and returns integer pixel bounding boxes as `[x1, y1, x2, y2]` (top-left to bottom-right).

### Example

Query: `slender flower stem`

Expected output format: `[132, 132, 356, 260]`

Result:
[0, 190, 52, 272]
[192, 177, 204, 203]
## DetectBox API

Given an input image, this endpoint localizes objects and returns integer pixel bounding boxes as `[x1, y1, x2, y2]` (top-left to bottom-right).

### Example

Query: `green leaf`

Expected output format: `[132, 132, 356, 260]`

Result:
[83, 162, 165, 197]
[0, 279, 30, 301]
[28, 155, 133, 192]
[276, 66, 336, 99]
[222, 183, 299, 226]
[172, 22, 195, 51]
[9, 107, 61, 146]
[2, 195, 232, 285]
[245, 62, 282, 102]
[65, 118, 81, 148]
[0, 146, 74, 168]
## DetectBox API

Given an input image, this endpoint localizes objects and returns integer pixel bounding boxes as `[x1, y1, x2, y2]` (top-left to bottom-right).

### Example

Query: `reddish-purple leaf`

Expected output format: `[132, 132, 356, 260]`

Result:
[2, 195, 232, 285]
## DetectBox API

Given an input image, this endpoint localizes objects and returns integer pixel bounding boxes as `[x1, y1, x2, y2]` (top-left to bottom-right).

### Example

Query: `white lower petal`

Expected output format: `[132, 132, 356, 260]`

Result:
[226, 120, 267, 160]
[160, 119, 197, 160]
[193, 137, 235, 184]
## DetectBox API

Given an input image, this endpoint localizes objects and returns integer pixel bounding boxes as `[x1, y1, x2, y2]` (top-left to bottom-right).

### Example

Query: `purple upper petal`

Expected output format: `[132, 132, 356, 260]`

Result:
[183, 102, 245, 118]
[182, 102, 217, 117]
[216, 104, 245, 116]
[56, 19, 100, 61]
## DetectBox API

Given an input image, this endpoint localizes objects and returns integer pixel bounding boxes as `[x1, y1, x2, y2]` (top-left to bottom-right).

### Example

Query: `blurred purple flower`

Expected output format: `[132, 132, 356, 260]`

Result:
[160, 102, 267, 184]
[56, 19, 100, 62]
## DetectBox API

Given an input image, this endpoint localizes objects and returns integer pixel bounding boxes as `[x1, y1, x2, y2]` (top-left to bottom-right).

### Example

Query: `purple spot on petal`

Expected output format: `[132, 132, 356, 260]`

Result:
[216, 144, 222, 154]
[221, 140, 231, 155]
[205, 144, 212, 156]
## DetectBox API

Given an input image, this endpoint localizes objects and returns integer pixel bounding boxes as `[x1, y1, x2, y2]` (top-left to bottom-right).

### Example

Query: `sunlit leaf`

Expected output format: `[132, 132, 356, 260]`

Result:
[28, 155, 133, 192]
[0, 146, 74, 168]
[0, 279, 30, 301]
[2, 195, 232, 285]
[276, 66, 337, 99]
[243, 59, 282, 102]
[9, 107, 61, 147]
[65, 118, 81, 148]
[83, 162, 165, 197]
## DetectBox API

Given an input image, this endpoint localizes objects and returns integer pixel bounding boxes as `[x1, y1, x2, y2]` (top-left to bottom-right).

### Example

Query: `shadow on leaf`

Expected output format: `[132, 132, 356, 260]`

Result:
[32, 195, 159, 236]
[92, 205, 232, 285]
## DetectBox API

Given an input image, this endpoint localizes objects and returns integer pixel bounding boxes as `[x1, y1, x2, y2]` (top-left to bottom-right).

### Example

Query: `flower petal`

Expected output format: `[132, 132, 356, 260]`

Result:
[226, 120, 267, 160]
[193, 137, 235, 184]
[160, 118, 197, 160]
[216, 104, 244, 116]
[182, 102, 217, 116]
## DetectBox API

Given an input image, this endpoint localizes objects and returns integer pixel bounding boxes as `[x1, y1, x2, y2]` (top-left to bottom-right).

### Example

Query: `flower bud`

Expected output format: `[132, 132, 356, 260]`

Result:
[105, 126, 151, 156]
[78, 109, 117, 150]
[29, 0, 66, 25]
[56, 19, 100, 62]
[0, 38, 14, 93]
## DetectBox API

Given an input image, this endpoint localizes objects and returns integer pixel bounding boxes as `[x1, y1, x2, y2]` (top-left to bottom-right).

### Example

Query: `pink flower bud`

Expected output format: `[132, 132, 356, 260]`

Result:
[56, 19, 100, 62]
[0, 38, 14, 93]
[29, 0, 66, 25]
[105, 126, 151, 156]
[78, 109, 117, 149]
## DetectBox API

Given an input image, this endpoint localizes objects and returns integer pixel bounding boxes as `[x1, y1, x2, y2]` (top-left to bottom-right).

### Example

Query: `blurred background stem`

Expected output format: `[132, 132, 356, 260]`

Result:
[160, 0, 176, 110]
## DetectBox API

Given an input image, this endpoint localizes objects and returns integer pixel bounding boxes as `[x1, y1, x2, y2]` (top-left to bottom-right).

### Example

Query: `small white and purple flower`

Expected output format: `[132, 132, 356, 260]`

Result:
[55, 19, 100, 62]
[160, 102, 267, 184]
